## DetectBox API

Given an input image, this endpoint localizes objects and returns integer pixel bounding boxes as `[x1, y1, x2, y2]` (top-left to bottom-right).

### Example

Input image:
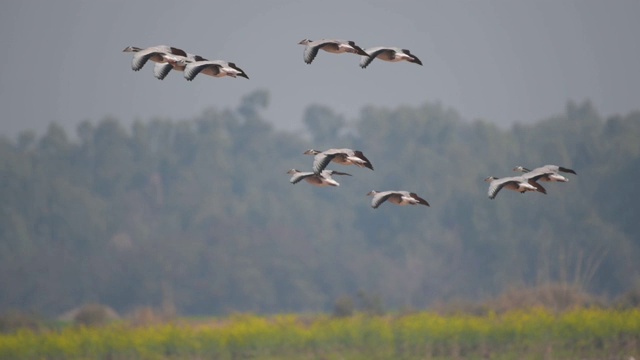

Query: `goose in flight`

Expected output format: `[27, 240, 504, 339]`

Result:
[287, 169, 352, 187]
[366, 190, 430, 209]
[513, 165, 577, 182]
[484, 174, 547, 200]
[360, 47, 423, 69]
[182, 59, 249, 81]
[122, 45, 187, 72]
[303, 148, 374, 174]
[298, 39, 370, 64]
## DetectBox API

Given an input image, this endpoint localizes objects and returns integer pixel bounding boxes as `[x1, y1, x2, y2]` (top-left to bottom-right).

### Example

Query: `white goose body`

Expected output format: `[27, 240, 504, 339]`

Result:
[366, 190, 430, 209]
[513, 165, 577, 182]
[360, 47, 423, 69]
[287, 169, 351, 187]
[122, 45, 187, 72]
[303, 148, 373, 174]
[298, 39, 370, 64]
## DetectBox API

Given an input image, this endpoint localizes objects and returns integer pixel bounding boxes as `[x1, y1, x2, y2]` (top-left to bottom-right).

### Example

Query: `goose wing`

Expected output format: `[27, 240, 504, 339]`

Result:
[184, 61, 222, 81]
[521, 171, 550, 194]
[488, 178, 516, 199]
[353, 150, 374, 170]
[558, 166, 576, 175]
[546, 165, 577, 175]
[227, 62, 249, 79]
[323, 170, 352, 177]
[401, 49, 423, 65]
[360, 47, 390, 68]
[289, 171, 314, 184]
[409, 192, 430, 206]
[153, 63, 173, 80]
[303, 41, 325, 64]
[346, 41, 369, 56]
[370, 191, 397, 209]
[131, 51, 156, 71]
[312, 151, 337, 174]
[528, 180, 547, 194]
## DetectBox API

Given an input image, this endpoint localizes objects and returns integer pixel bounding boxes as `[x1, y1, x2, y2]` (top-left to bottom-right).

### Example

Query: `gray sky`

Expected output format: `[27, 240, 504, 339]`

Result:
[0, 0, 638, 137]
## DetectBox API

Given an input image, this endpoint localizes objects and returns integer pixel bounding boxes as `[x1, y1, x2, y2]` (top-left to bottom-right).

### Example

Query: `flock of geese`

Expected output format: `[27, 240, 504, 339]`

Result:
[485, 165, 577, 200]
[121, 39, 423, 81]
[288, 148, 432, 209]
[122, 39, 575, 209]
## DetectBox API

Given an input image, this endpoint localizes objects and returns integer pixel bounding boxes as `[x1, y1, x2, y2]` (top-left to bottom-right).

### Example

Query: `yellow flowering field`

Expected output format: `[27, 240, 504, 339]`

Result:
[0, 308, 638, 359]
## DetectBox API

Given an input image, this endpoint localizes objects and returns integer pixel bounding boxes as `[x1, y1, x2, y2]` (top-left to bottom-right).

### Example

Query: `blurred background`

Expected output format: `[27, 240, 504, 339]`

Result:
[0, 0, 639, 317]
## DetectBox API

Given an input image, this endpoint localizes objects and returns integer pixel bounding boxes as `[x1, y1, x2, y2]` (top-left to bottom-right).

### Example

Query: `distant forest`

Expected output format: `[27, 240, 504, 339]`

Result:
[1, 90, 639, 317]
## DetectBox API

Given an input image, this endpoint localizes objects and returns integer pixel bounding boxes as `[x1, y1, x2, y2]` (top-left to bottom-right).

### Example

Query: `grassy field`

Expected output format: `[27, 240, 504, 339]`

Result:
[0, 308, 638, 359]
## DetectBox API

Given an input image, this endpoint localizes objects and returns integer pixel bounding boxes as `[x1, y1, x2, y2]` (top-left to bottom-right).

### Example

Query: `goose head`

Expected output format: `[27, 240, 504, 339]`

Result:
[122, 46, 142, 53]
[366, 190, 379, 196]
[512, 166, 531, 173]
[303, 149, 321, 155]
[298, 39, 312, 45]
[286, 169, 300, 175]
[484, 176, 499, 182]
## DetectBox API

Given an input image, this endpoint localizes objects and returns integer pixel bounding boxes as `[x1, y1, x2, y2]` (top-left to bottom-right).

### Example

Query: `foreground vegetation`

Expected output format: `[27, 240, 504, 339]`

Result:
[1, 307, 638, 359]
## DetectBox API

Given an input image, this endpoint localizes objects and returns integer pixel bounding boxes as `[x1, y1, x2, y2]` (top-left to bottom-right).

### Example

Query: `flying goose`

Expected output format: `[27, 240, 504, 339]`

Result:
[287, 169, 352, 187]
[122, 45, 187, 72]
[182, 59, 249, 81]
[513, 165, 577, 182]
[298, 39, 370, 64]
[154, 53, 207, 80]
[366, 190, 430, 209]
[360, 47, 423, 69]
[484, 175, 547, 200]
[303, 148, 374, 174]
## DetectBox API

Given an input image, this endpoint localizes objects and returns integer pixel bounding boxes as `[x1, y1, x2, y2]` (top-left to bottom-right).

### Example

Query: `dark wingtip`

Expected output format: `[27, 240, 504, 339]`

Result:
[560, 167, 577, 175]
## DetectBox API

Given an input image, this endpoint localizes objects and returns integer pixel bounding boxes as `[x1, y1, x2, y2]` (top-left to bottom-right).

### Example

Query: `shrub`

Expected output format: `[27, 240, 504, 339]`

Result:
[73, 304, 116, 327]
[0, 311, 44, 333]
[333, 295, 354, 318]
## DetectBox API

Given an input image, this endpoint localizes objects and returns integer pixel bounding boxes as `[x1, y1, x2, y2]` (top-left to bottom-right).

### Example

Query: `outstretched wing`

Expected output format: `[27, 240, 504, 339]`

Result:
[347, 41, 369, 56]
[289, 172, 313, 184]
[402, 49, 423, 65]
[558, 166, 577, 175]
[184, 62, 221, 81]
[487, 179, 512, 199]
[409, 192, 430, 206]
[371, 192, 395, 209]
[360, 47, 388, 68]
[153, 63, 173, 80]
[303, 43, 321, 64]
[528, 180, 547, 194]
[228, 62, 249, 79]
[324, 170, 352, 177]
[353, 150, 374, 170]
[131, 52, 155, 71]
[312, 152, 336, 174]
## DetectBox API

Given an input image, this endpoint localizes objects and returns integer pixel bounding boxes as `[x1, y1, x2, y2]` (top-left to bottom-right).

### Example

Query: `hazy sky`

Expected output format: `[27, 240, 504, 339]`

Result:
[0, 0, 638, 137]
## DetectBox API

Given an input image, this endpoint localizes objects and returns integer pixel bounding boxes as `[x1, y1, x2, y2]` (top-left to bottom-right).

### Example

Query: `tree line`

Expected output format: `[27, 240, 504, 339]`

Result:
[0, 90, 638, 316]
